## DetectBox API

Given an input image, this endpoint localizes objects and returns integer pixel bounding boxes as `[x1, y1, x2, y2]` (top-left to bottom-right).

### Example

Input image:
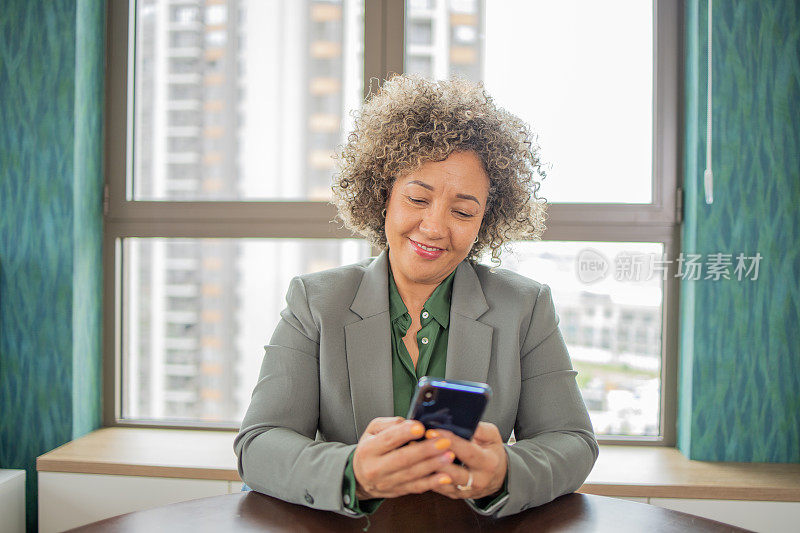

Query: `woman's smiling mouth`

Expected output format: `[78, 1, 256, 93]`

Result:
[409, 239, 445, 259]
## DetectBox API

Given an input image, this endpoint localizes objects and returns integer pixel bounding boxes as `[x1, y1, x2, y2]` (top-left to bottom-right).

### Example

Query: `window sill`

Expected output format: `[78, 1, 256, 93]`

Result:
[36, 427, 800, 502]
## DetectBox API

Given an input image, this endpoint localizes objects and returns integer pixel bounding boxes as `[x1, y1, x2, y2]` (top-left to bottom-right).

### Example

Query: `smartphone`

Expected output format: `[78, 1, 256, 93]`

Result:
[406, 377, 492, 441]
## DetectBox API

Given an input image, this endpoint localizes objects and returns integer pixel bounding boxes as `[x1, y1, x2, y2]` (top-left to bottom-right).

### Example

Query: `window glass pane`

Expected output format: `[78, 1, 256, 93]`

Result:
[488, 241, 664, 437]
[121, 238, 370, 423]
[133, 0, 364, 201]
[404, 0, 653, 204]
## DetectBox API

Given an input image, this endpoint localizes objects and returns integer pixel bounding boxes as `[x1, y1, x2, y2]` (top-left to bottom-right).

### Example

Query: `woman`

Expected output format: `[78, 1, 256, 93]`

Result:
[234, 75, 598, 518]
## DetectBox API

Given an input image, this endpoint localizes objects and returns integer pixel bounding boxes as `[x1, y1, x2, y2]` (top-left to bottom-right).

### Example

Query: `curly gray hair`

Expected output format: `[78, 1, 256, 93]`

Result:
[332, 74, 547, 263]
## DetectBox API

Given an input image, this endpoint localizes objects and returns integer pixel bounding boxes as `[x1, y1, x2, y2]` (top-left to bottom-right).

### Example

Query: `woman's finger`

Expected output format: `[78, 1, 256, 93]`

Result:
[432, 462, 475, 492]
[358, 419, 425, 456]
[430, 464, 498, 500]
[386, 470, 454, 498]
[428, 466, 473, 500]
[369, 449, 455, 493]
[361, 416, 404, 439]
[472, 422, 502, 445]
[433, 430, 486, 469]
[372, 436, 452, 477]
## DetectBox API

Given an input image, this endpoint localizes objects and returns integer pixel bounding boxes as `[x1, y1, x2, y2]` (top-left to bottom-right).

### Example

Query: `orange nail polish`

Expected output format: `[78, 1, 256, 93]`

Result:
[434, 438, 451, 450]
[439, 475, 452, 485]
[446, 451, 455, 461]
[410, 423, 425, 437]
[425, 429, 440, 439]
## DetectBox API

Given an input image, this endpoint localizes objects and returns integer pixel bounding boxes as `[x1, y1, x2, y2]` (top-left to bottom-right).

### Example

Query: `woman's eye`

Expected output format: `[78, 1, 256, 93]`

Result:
[455, 210, 474, 218]
[408, 197, 427, 204]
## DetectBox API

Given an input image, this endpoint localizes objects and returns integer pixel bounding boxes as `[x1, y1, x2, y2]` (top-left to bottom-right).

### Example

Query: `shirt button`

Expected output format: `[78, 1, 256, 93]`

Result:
[304, 491, 314, 504]
[343, 494, 351, 505]
[422, 311, 429, 319]
[421, 337, 429, 345]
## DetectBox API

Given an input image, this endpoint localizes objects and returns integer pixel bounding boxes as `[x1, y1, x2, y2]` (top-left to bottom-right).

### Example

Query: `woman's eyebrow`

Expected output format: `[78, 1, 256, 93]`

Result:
[408, 179, 434, 191]
[456, 193, 481, 206]
[408, 180, 482, 206]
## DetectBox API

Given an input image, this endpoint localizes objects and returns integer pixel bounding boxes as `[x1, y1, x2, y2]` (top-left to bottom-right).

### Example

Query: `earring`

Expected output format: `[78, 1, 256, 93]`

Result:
[381, 208, 386, 218]
[474, 236, 479, 244]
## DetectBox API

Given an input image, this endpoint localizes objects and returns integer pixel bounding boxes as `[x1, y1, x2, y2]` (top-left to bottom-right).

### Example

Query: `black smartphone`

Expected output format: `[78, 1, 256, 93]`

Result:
[406, 377, 492, 441]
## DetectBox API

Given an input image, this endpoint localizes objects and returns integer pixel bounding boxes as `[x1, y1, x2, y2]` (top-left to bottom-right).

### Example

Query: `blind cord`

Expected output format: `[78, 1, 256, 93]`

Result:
[704, 0, 714, 204]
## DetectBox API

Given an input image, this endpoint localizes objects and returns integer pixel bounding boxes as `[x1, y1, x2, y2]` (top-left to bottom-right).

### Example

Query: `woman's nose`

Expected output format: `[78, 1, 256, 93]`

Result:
[418, 207, 446, 238]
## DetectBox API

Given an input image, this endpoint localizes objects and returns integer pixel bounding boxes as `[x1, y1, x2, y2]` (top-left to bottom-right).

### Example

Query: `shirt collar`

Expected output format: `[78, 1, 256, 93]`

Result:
[388, 270, 408, 323]
[388, 267, 455, 328]
[424, 270, 455, 328]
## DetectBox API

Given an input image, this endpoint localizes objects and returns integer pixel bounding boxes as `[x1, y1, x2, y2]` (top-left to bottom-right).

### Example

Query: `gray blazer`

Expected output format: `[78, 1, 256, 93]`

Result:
[234, 251, 598, 518]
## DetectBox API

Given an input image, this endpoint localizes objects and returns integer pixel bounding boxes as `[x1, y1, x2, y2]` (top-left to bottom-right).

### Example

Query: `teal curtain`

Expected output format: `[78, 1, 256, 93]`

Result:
[0, 1, 106, 530]
[680, 0, 800, 462]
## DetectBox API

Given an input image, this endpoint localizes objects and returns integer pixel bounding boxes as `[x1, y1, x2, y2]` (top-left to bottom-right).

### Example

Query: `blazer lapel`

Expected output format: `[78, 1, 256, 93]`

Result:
[445, 261, 493, 384]
[345, 251, 394, 438]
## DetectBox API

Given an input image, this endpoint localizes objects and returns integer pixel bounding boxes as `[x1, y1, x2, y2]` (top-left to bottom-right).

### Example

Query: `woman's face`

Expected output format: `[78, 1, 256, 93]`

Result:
[385, 150, 489, 289]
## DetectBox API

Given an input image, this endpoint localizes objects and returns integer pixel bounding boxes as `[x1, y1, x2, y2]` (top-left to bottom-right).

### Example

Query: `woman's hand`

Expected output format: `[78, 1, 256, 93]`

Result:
[353, 417, 456, 500]
[428, 422, 508, 500]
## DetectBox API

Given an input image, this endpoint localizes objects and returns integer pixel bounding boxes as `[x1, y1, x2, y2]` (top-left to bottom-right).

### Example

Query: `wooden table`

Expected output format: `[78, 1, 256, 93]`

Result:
[69, 491, 750, 532]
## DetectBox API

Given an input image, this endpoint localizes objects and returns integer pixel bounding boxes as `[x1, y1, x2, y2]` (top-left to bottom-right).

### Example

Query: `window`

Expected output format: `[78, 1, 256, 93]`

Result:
[403, 0, 680, 443]
[120, 238, 368, 423]
[105, 1, 680, 443]
[106, 0, 368, 428]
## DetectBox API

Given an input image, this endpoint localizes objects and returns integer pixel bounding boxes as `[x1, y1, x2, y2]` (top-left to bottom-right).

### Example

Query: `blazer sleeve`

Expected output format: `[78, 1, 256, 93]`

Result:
[233, 276, 360, 516]
[495, 283, 599, 518]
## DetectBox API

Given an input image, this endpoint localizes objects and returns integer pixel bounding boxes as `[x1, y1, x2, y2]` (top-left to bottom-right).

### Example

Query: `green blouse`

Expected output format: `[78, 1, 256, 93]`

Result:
[388, 268, 454, 417]
[341, 267, 507, 515]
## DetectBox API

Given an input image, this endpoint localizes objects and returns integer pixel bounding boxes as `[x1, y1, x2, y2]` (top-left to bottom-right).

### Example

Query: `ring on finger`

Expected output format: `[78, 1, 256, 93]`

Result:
[455, 470, 473, 491]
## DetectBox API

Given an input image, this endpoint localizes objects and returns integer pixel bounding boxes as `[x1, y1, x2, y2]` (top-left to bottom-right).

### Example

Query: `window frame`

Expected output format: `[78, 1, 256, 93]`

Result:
[102, 0, 683, 445]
